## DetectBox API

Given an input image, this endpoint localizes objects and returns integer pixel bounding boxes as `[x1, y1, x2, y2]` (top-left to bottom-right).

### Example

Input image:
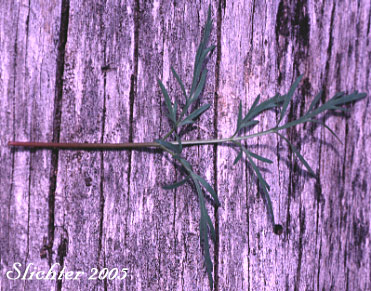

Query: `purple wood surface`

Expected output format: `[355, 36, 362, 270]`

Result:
[1, 1, 370, 290]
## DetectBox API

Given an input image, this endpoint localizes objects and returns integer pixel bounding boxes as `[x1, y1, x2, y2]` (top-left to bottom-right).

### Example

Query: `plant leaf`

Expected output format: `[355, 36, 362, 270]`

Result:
[173, 100, 178, 120]
[195, 6, 213, 66]
[193, 173, 220, 207]
[163, 176, 190, 190]
[247, 93, 282, 120]
[278, 75, 303, 125]
[182, 69, 208, 117]
[307, 90, 322, 113]
[191, 173, 214, 290]
[178, 119, 195, 126]
[243, 95, 260, 123]
[276, 133, 315, 176]
[191, 68, 208, 103]
[246, 150, 273, 164]
[191, 4, 214, 96]
[307, 119, 342, 143]
[171, 66, 188, 100]
[240, 145, 270, 190]
[233, 150, 243, 165]
[192, 45, 215, 93]
[174, 155, 192, 171]
[240, 146, 275, 224]
[155, 139, 181, 154]
[239, 120, 259, 130]
[332, 91, 366, 105]
[236, 100, 243, 133]
[158, 79, 175, 123]
[179, 103, 210, 127]
[278, 117, 308, 130]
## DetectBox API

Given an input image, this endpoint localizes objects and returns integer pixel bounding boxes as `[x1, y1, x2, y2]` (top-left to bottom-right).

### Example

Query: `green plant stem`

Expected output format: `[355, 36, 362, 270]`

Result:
[162, 128, 175, 140]
[8, 115, 314, 150]
[7, 127, 282, 149]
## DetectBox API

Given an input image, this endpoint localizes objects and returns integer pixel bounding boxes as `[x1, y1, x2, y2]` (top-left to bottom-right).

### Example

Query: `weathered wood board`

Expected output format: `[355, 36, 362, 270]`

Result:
[1, 1, 370, 290]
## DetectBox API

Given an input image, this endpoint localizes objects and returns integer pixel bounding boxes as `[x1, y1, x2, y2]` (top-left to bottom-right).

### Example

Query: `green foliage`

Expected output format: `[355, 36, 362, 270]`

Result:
[155, 4, 366, 290]
[156, 5, 216, 289]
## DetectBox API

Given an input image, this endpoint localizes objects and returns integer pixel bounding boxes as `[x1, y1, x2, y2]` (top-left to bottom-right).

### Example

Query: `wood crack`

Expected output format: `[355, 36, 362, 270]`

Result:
[98, 40, 108, 291]
[323, 2, 335, 96]
[24, 0, 32, 273]
[8, 3, 21, 270]
[317, 238, 322, 290]
[127, 0, 140, 201]
[47, 0, 70, 285]
[294, 206, 305, 291]
[56, 234, 68, 291]
[315, 140, 323, 290]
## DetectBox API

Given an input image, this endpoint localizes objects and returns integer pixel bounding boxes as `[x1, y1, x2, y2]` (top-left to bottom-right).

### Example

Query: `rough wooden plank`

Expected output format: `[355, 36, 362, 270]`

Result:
[1, 1, 370, 291]
[217, 0, 371, 290]
[122, 1, 217, 289]
[217, 1, 285, 289]
[161, 2, 219, 289]
[0, 1, 61, 290]
[52, 1, 106, 290]
[0, 2, 28, 290]
[311, 1, 371, 290]
[97, 1, 133, 290]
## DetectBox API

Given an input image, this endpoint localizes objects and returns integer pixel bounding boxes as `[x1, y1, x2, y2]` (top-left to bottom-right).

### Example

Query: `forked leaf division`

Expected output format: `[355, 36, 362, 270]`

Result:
[156, 5, 366, 290]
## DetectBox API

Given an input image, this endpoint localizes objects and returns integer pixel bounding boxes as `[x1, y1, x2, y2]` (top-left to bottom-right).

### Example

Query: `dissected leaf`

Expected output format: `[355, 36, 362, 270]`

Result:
[307, 91, 322, 113]
[240, 145, 270, 190]
[155, 139, 181, 154]
[239, 120, 259, 131]
[193, 173, 220, 207]
[236, 101, 243, 134]
[191, 173, 214, 290]
[171, 66, 188, 100]
[163, 176, 190, 190]
[307, 119, 342, 143]
[247, 150, 273, 164]
[241, 146, 275, 224]
[276, 133, 315, 176]
[243, 95, 260, 123]
[179, 103, 210, 127]
[154, 5, 367, 291]
[278, 75, 303, 125]
[174, 155, 192, 171]
[247, 93, 282, 120]
[233, 150, 243, 165]
[158, 79, 175, 123]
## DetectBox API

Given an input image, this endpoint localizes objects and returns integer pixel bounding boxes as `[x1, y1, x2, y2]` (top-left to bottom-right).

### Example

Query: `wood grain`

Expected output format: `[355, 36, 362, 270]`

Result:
[1, 1, 370, 290]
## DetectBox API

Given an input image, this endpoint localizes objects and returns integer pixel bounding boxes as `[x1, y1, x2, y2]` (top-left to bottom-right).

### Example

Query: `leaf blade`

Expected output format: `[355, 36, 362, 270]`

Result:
[233, 150, 243, 165]
[278, 75, 303, 125]
[179, 103, 210, 127]
[240, 145, 275, 224]
[158, 79, 175, 123]
[155, 139, 181, 154]
[162, 176, 190, 190]
[247, 150, 273, 164]
[276, 133, 315, 176]
[171, 66, 188, 100]
[193, 173, 220, 207]
[240, 145, 270, 190]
